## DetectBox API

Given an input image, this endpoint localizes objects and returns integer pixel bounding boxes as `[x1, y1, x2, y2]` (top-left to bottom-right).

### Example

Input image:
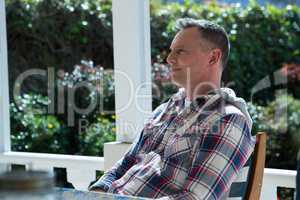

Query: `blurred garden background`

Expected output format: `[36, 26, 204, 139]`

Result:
[5, 0, 300, 194]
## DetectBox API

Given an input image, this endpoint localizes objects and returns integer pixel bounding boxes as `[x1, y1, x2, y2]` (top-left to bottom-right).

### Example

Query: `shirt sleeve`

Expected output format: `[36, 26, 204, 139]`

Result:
[157, 113, 256, 200]
[88, 130, 144, 191]
[88, 103, 169, 192]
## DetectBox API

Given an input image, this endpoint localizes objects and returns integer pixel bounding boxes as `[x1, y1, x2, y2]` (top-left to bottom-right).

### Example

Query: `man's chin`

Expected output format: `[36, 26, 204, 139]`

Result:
[170, 77, 184, 88]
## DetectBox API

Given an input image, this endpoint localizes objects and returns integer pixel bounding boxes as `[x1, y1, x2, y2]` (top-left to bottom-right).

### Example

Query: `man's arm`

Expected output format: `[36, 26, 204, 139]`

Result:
[88, 131, 144, 192]
[89, 103, 169, 192]
[158, 113, 255, 200]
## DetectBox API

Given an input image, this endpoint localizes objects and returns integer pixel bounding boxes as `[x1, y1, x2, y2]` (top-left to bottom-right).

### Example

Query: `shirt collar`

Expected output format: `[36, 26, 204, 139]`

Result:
[170, 88, 219, 110]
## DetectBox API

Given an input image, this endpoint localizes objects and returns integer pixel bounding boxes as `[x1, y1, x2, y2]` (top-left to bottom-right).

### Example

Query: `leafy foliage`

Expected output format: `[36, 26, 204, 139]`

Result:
[6, 0, 113, 95]
[10, 59, 116, 156]
[6, 0, 300, 103]
[10, 94, 63, 153]
[150, 1, 300, 103]
[79, 114, 116, 156]
[249, 94, 300, 169]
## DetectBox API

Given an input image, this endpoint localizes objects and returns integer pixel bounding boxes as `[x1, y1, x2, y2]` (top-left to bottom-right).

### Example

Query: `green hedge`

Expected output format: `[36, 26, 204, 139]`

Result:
[6, 0, 300, 101]
[249, 94, 300, 169]
[150, 0, 300, 102]
[6, 0, 113, 95]
[10, 92, 116, 156]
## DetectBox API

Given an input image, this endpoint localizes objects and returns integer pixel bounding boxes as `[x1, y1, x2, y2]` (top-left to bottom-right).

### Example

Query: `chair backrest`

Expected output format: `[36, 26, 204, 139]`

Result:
[244, 132, 266, 200]
[226, 132, 267, 200]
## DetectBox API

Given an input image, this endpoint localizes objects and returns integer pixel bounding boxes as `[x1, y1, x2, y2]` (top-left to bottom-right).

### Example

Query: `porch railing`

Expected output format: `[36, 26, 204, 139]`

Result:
[0, 151, 297, 199]
[0, 151, 104, 190]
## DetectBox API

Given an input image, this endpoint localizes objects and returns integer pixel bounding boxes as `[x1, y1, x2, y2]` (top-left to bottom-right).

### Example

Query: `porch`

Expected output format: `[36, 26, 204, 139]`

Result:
[0, 150, 296, 200]
[0, 0, 297, 199]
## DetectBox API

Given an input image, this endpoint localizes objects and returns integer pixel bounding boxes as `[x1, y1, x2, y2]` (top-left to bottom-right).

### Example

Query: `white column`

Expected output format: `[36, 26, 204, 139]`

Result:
[0, 0, 11, 154]
[112, 0, 152, 142]
[104, 142, 131, 171]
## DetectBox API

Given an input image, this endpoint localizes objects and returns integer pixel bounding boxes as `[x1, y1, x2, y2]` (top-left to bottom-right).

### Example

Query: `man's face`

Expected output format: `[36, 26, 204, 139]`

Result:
[167, 27, 213, 89]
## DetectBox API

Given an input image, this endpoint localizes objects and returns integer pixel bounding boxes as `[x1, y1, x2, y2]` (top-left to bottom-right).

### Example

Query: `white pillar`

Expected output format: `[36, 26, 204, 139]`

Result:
[0, 0, 11, 152]
[104, 142, 131, 171]
[0, 0, 11, 172]
[112, 0, 152, 142]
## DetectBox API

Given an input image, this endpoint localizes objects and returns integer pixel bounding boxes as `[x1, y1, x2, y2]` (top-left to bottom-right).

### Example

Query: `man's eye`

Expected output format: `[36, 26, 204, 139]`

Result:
[176, 49, 185, 54]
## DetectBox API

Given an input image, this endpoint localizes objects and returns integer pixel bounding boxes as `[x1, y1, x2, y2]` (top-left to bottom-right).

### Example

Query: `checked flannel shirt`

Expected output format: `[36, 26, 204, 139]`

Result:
[89, 88, 256, 200]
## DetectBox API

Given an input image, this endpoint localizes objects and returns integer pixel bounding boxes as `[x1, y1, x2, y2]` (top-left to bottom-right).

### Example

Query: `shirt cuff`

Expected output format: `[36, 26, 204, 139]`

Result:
[88, 179, 110, 192]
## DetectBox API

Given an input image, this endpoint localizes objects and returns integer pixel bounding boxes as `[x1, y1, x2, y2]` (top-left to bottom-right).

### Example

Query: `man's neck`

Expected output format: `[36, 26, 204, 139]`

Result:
[185, 82, 220, 101]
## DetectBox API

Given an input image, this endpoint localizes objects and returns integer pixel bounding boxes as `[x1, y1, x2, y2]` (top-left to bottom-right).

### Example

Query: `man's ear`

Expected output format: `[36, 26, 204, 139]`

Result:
[209, 49, 222, 65]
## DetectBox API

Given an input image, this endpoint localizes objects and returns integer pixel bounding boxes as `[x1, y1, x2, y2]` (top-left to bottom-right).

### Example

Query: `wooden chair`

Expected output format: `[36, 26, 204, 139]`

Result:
[244, 132, 267, 200]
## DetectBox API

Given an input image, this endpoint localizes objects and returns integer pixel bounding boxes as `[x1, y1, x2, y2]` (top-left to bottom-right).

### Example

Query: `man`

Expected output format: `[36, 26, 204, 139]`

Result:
[89, 18, 255, 200]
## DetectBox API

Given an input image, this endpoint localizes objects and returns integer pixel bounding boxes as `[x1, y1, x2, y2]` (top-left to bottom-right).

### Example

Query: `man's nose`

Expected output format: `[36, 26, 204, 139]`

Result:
[166, 52, 176, 65]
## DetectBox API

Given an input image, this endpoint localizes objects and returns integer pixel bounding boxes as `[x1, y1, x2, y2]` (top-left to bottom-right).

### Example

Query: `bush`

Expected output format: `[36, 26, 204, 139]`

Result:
[6, 0, 113, 95]
[10, 92, 116, 155]
[10, 94, 63, 153]
[57, 59, 115, 113]
[150, 1, 300, 103]
[56, 60, 116, 155]
[10, 59, 117, 155]
[248, 94, 300, 169]
[79, 114, 116, 156]
[280, 63, 300, 98]
[6, 0, 300, 103]
[152, 62, 178, 107]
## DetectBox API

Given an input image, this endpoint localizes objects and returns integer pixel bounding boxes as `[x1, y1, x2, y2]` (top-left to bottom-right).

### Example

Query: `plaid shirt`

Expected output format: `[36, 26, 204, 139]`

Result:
[90, 88, 256, 200]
